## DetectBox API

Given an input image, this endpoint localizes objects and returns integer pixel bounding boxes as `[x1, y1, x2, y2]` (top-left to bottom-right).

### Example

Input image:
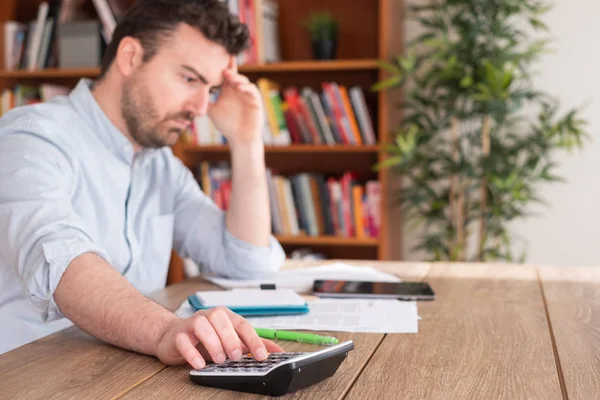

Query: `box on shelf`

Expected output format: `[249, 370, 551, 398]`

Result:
[58, 20, 104, 68]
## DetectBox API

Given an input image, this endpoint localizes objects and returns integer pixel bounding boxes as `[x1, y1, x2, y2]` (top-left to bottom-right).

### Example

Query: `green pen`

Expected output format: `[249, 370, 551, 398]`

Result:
[254, 328, 339, 345]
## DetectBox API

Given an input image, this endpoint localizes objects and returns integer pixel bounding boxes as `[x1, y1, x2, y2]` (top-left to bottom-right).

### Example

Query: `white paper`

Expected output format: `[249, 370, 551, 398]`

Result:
[195, 289, 306, 308]
[203, 262, 401, 293]
[246, 299, 419, 333]
[175, 298, 420, 334]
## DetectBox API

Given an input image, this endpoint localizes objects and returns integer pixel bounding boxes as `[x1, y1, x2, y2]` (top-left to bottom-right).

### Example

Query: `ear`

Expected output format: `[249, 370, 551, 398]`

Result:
[115, 36, 144, 77]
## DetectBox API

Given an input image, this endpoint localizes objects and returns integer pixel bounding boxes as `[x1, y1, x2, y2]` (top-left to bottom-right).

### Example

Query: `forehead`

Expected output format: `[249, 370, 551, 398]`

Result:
[154, 23, 231, 83]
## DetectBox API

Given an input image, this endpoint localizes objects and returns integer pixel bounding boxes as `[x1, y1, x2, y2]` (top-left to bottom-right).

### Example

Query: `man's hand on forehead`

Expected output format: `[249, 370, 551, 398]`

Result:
[207, 54, 265, 145]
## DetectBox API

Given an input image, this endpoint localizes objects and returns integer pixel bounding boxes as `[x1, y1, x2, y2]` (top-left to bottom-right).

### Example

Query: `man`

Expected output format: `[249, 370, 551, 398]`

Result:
[0, 0, 286, 368]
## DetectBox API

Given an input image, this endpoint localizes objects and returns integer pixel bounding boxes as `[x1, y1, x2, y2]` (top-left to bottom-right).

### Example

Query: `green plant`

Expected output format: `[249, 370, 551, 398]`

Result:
[303, 11, 339, 42]
[372, 0, 590, 262]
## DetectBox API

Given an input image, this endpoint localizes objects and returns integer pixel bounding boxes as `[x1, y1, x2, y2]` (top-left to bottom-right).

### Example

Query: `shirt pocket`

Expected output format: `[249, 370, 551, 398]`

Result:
[138, 213, 174, 293]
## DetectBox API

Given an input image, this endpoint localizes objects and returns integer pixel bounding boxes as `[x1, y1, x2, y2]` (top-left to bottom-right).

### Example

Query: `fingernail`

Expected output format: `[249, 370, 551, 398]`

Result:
[193, 357, 205, 369]
[232, 348, 242, 360]
[215, 353, 226, 364]
[256, 348, 268, 360]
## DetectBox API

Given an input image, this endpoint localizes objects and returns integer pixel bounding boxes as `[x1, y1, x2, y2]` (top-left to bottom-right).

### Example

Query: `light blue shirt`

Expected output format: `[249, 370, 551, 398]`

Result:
[0, 79, 285, 354]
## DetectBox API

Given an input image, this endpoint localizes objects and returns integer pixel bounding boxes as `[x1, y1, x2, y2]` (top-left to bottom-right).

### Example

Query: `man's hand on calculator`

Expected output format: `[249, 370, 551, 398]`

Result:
[154, 307, 284, 369]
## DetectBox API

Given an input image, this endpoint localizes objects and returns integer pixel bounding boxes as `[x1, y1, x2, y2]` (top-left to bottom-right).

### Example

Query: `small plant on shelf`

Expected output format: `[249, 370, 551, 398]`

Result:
[304, 11, 339, 60]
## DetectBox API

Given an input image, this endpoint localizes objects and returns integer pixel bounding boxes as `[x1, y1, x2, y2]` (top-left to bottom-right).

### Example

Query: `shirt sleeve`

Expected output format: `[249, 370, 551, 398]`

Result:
[171, 157, 285, 279]
[0, 131, 109, 322]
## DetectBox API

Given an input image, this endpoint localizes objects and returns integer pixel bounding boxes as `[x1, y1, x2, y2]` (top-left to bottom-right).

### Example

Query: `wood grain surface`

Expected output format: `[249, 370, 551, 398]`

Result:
[345, 263, 563, 400]
[0, 327, 165, 400]
[3, 260, 598, 400]
[539, 266, 600, 400]
[119, 332, 382, 400]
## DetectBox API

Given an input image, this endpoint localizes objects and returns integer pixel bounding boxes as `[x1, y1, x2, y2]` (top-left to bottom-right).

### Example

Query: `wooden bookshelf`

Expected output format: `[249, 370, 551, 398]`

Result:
[180, 144, 381, 154]
[0, 67, 101, 79]
[238, 59, 380, 72]
[0, 59, 380, 79]
[275, 235, 379, 247]
[0, 0, 399, 285]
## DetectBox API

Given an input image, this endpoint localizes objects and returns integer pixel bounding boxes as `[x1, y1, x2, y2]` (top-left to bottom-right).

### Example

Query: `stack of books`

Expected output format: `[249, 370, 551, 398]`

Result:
[223, 0, 281, 65]
[196, 161, 381, 239]
[183, 79, 376, 147]
[2, 0, 126, 71]
[0, 83, 69, 116]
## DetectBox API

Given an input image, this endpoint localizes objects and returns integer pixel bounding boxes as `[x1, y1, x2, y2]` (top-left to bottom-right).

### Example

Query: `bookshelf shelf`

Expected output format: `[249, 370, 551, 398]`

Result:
[182, 144, 381, 154]
[274, 235, 379, 247]
[0, 68, 100, 79]
[0, 59, 380, 79]
[239, 59, 380, 72]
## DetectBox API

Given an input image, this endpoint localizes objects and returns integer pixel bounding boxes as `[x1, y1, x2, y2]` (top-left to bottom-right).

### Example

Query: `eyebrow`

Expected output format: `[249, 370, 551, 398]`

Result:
[181, 65, 223, 88]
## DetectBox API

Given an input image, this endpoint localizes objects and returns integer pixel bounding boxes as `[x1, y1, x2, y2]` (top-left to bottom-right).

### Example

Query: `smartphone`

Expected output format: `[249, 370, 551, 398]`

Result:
[312, 279, 435, 301]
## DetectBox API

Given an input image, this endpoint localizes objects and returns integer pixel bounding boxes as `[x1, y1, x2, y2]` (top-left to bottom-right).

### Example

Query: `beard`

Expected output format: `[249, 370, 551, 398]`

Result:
[121, 74, 194, 149]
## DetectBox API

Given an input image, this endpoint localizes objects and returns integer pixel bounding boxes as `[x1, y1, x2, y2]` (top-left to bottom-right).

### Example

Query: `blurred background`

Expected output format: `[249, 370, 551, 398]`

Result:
[1, 0, 597, 284]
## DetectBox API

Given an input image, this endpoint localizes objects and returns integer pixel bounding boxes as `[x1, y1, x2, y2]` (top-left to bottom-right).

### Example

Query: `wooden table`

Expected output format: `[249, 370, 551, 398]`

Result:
[1, 260, 599, 399]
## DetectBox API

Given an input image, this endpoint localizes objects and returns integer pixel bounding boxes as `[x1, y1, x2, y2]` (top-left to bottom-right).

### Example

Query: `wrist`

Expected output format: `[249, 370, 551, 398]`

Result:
[230, 137, 264, 161]
[227, 125, 263, 149]
[151, 311, 180, 357]
[230, 143, 266, 183]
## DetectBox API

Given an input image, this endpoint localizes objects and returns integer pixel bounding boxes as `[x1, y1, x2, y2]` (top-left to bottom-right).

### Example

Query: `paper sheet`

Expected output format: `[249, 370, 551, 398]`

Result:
[245, 299, 419, 333]
[195, 289, 307, 308]
[176, 298, 420, 334]
[203, 262, 401, 293]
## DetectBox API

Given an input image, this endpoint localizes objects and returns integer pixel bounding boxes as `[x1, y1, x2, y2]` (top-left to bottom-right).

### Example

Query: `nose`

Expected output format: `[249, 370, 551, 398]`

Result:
[184, 89, 210, 117]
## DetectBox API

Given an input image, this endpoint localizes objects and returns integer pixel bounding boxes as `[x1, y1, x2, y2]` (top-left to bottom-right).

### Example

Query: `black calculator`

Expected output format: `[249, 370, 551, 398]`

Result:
[189, 340, 354, 397]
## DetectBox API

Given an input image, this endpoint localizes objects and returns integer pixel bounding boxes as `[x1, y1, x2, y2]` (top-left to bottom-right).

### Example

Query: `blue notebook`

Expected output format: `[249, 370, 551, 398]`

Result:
[187, 288, 310, 317]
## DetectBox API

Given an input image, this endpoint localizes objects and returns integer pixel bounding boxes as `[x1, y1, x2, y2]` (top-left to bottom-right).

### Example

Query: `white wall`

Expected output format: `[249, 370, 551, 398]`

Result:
[509, 0, 600, 266]
[398, 0, 600, 266]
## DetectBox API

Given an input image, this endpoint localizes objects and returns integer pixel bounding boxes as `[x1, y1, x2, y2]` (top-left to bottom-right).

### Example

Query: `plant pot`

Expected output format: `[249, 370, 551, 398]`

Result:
[311, 39, 338, 60]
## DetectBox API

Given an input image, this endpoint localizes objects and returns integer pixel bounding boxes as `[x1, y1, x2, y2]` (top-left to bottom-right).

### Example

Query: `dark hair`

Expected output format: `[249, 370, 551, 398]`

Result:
[98, 0, 249, 78]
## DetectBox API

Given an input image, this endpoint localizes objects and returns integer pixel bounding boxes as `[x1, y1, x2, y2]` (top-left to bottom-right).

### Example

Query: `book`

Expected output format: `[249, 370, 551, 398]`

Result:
[187, 288, 309, 317]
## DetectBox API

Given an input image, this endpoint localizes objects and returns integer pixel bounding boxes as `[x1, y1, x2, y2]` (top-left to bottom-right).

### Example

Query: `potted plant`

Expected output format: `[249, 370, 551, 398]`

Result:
[304, 11, 339, 60]
[372, 0, 590, 262]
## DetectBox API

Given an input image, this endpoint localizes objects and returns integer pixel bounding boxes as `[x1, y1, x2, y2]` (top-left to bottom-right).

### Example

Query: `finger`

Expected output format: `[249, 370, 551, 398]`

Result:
[262, 338, 285, 353]
[192, 314, 227, 364]
[175, 332, 205, 369]
[222, 56, 239, 81]
[228, 55, 238, 73]
[239, 339, 283, 358]
[226, 311, 269, 361]
[236, 82, 257, 93]
[208, 307, 244, 361]
[239, 339, 284, 354]
[235, 84, 262, 105]
[236, 87, 259, 101]
[225, 73, 250, 86]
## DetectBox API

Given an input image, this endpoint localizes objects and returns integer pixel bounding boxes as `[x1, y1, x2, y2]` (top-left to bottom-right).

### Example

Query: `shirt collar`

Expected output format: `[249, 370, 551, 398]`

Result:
[69, 78, 158, 165]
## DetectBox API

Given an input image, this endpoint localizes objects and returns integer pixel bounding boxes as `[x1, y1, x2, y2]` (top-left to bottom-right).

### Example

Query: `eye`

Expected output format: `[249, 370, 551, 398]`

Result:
[182, 75, 197, 84]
